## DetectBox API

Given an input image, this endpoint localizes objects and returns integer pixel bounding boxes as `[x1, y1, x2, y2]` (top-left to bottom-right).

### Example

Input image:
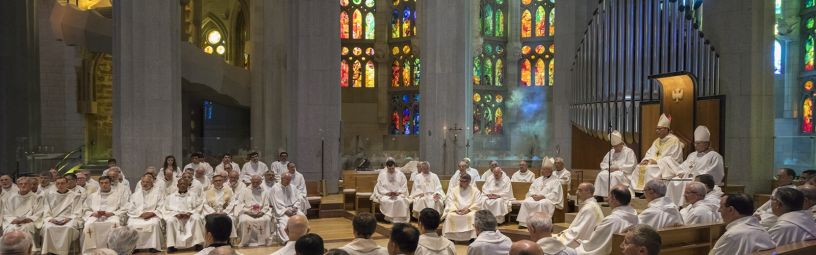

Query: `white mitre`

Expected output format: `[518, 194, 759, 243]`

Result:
[657, 113, 671, 128]
[694, 125, 710, 142]
[610, 130, 623, 146]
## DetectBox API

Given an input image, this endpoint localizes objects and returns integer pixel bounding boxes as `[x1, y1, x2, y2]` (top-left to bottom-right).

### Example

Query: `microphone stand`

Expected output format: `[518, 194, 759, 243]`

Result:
[607, 122, 613, 202]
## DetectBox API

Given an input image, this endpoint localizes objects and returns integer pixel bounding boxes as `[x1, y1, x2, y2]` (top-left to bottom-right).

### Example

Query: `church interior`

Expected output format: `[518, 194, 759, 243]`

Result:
[0, 0, 814, 254]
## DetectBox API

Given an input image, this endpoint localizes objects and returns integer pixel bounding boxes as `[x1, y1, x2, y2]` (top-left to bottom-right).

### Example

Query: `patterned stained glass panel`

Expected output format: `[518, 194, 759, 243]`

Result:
[340, 0, 375, 88]
[473, 92, 505, 135]
[390, 93, 420, 135]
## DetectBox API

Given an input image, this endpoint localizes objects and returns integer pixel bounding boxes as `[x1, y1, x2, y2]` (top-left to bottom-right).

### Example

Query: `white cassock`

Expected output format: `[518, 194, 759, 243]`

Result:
[289, 171, 311, 211]
[594, 146, 637, 197]
[163, 191, 205, 249]
[370, 170, 411, 223]
[447, 170, 477, 195]
[480, 174, 514, 224]
[235, 186, 272, 247]
[229, 181, 247, 199]
[557, 197, 604, 247]
[575, 206, 639, 255]
[270, 161, 289, 181]
[38, 184, 56, 196]
[80, 184, 98, 195]
[632, 134, 684, 191]
[126, 187, 165, 250]
[241, 161, 270, 183]
[467, 167, 482, 181]
[511, 170, 536, 182]
[269, 183, 308, 243]
[517, 175, 564, 227]
[679, 199, 721, 225]
[637, 196, 683, 229]
[82, 189, 128, 252]
[203, 187, 238, 238]
[442, 185, 482, 241]
[270, 241, 296, 255]
[704, 186, 724, 206]
[195, 176, 211, 190]
[112, 182, 132, 199]
[755, 184, 797, 228]
[467, 230, 512, 255]
[553, 168, 572, 187]
[182, 162, 212, 178]
[410, 172, 445, 217]
[537, 237, 577, 255]
[2, 192, 42, 251]
[160, 176, 179, 195]
[768, 210, 816, 246]
[663, 150, 725, 206]
[215, 162, 241, 176]
[709, 216, 775, 255]
[86, 179, 100, 192]
[41, 190, 83, 255]
[415, 233, 457, 255]
[340, 238, 389, 255]
[1, 185, 20, 200]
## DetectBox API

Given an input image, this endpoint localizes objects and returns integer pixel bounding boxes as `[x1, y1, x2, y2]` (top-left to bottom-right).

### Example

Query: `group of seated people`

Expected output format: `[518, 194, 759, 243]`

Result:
[0, 151, 315, 254]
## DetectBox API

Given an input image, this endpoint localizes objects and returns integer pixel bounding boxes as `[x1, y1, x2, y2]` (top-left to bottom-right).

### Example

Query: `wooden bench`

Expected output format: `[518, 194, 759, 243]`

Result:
[752, 239, 816, 255]
[306, 181, 323, 219]
[342, 171, 357, 210]
[507, 182, 567, 223]
[610, 223, 724, 255]
[354, 174, 378, 213]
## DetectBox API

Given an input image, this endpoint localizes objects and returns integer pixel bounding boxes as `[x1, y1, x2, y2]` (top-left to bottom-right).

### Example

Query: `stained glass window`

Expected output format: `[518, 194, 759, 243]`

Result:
[520, 0, 555, 86]
[803, 6, 816, 133]
[474, 0, 507, 135]
[340, 0, 376, 88]
[389, 0, 420, 135]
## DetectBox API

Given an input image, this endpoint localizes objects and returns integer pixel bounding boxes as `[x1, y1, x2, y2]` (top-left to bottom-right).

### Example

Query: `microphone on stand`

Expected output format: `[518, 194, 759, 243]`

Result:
[607, 121, 613, 202]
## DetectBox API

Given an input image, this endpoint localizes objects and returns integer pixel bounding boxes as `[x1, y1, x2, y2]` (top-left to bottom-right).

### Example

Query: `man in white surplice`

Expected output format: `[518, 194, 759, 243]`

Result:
[637, 180, 683, 229]
[228, 170, 247, 197]
[270, 152, 290, 183]
[371, 159, 411, 223]
[126, 173, 165, 251]
[241, 152, 269, 184]
[236, 175, 272, 247]
[557, 183, 604, 248]
[410, 161, 445, 218]
[480, 161, 500, 182]
[214, 153, 241, 178]
[463, 158, 483, 182]
[575, 185, 638, 255]
[448, 160, 479, 195]
[284, 162, 311, 211]
[633, 114, 684, 192]
[202, 174, 237, 239]
[2, 177, 42, 252]
[480, 167, 514, 224]
[467, 210, 513, 255]
[527, 212, 577, 255]
[182, 152, 213, 178]
[81, 176, 128, 252]
[553, 158, 572, 188]
[107, 167, 131, 198]
[41, 176, 83, 255]
[159, 167, 179, 195]
[194, 166, 212, 190]
[517, 159, 564, 227]
[0, 175, 19, 200]
[663, 125, 725, 205]
[755, 168, 798, 228]
[511, 160, 536, 183]
[269, 172, 310, 244]
[767, 187, 816, 246]
[442, 174, 482, 241]
[710, 193, 775, 255]
[163, 178, 205, 252]
[594, 131, 637, 198]
[679, 182, 721, 225]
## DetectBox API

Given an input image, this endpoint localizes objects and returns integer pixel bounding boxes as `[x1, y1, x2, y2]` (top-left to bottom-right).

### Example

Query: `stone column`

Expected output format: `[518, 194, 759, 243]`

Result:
[418, 0, 472, 174]
[287, 0, 342, 192]
[113, 0, 182, 186]
[0, 0, 41, 175]
[704, 0, 775, 194]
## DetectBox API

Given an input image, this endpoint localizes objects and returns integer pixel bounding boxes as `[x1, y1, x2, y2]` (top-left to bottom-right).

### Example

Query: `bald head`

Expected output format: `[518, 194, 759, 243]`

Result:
[800, 185, 816, 209]
[510, 240, 544, 255]
[286, 214, 310, 241]
[577, 182, 595, 200]
[0, 230, 32, 254]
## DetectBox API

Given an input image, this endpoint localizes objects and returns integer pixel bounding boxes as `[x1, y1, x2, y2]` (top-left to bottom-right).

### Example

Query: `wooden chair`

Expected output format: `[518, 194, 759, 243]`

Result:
[610, 223, 724, 255]
[441, 180, 450, 192]
[752, 239, 816, 255]
[305, 181, 322, 219]
[343, 172, 358, 210]
[509, 181, 532, 222]
[355, 174, 378, 213]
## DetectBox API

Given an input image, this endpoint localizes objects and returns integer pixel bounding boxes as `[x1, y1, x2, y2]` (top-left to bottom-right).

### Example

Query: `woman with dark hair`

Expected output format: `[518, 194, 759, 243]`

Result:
[161, 155, 180, 177]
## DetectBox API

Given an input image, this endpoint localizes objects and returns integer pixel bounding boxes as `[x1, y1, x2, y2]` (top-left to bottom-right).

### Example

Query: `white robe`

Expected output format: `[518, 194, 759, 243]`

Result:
[241, 161, 270, 182]
[195, 175, 211, 190]
[269, 183, 309, 243]
[163, 191, 205, 249]
[704, 186, 724, 206]
[637, 196, 683, 229]
[553, 168, 572, 187]
[214, 162, 241, 176]
[370, 170, 411, 223]
[340, 238, 389, 255]
[511, 170, 536, 182]
[709, 216, 775, 255]
[82, 189, 128, 252]
[182, 162, 212, 178]
[517, 175, 564, 227]
[635, 134, 684, 191]
[160, 176, 179, 195]
[415, 233, 456, 255]
[229, 181, 247, 199]
[270, 241, 296, 255]
[236, 186, 273, 246]
[576, 206, 639, 255]
[1, 185, 20, 200]
[442, 186, 482, 241]
[2, 192, 42, 251]
[126, 187, 165, 250]
[41, 190, 83, 255]
[680, 199, 721, 225]
[467, 167, 482, 181]
[537, 237, 578, 255]
[467, 230, 512, 255]
[664, 150, 725, 205]
[480, 174, 513, 223]
[768, 210, 816, 246]
[447, 170, 478, 195]
[755, 184, 797, 228]
[288, 171, 311, 210]
[270, 161, 289, 183]
[410, 172, 445, 216]
[557, 198, 604, 247]
[594, 146, 637, 197]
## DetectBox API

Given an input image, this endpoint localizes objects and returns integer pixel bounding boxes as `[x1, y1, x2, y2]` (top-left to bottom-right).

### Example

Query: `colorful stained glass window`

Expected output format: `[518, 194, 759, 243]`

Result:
[392, 0, 416, 39]
[475, 0, 507, 136]
[521, 10, 532, 38]
[389, 0, 420, 135]
[808, 0, 815, 9]
[520, 43, 554, 86]
[520, 0, 554, 86]
[484, 5, 494, 36]
[804, 97, 814, 133]
[474, 43, 506, 86]
[390, 93, 420, 135]
[340, 0, 376, 88]
[473, 92, 505, 135]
